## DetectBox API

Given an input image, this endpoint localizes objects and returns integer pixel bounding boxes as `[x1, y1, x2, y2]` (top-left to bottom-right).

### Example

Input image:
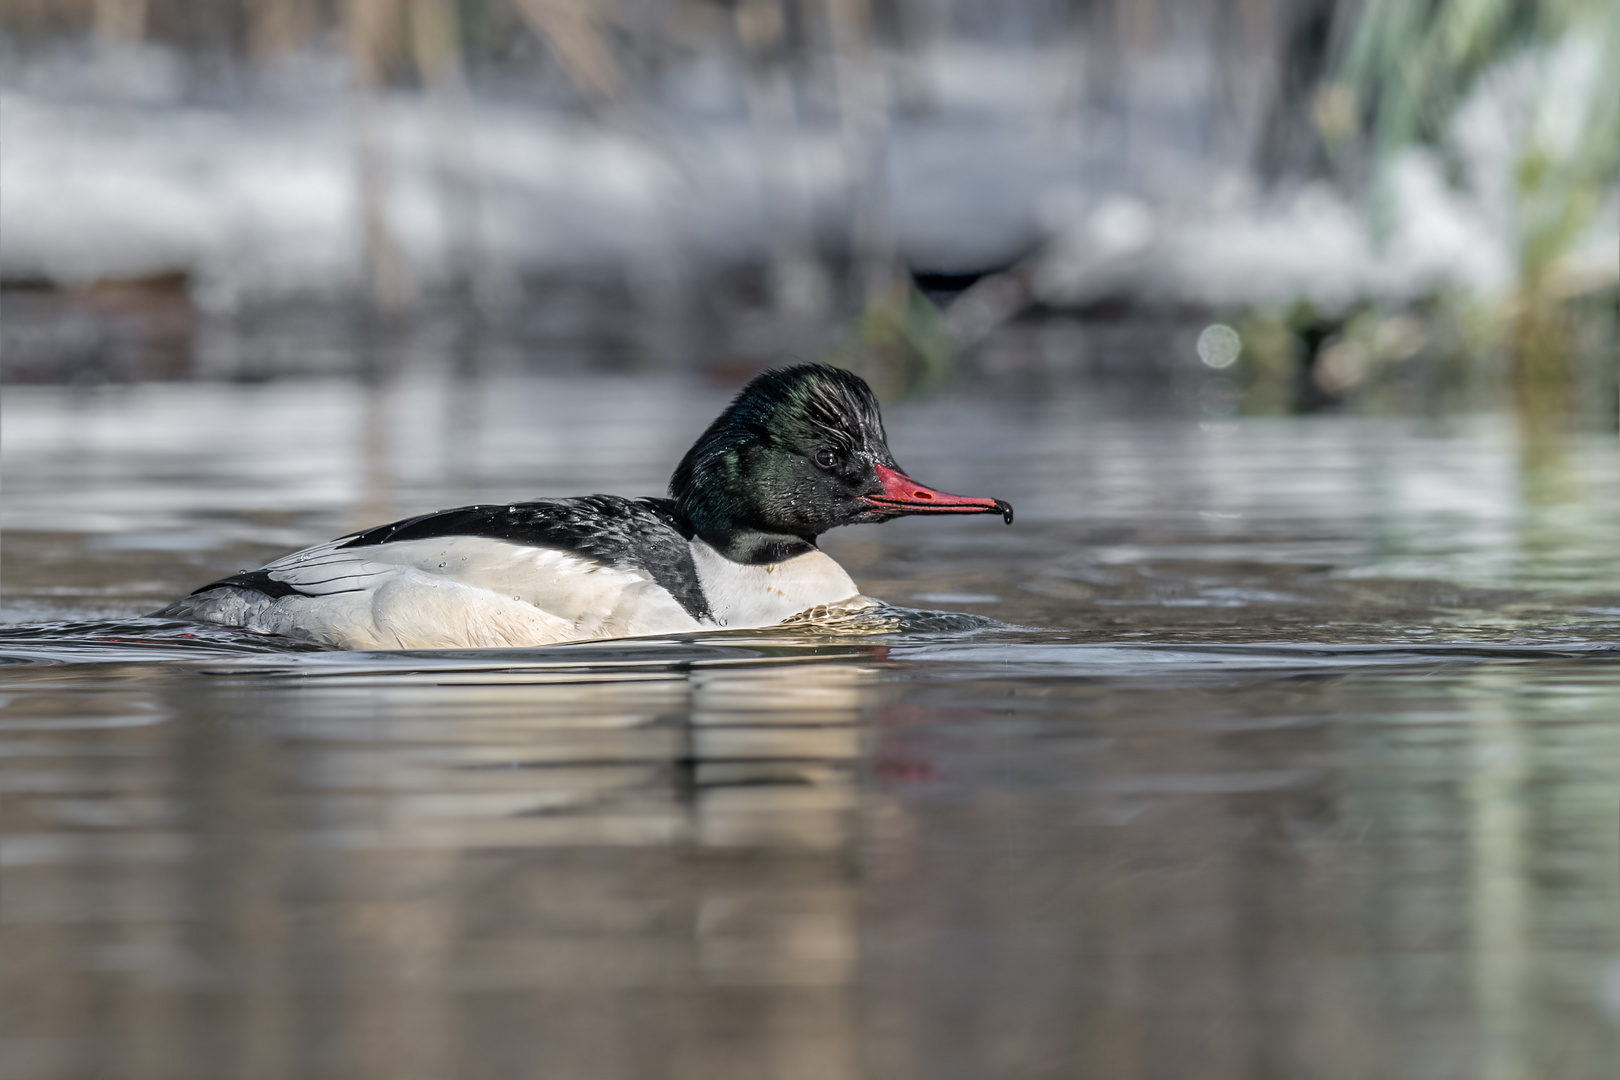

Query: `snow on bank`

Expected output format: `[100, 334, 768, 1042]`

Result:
[1034, 154, 1517, 312]
[1036, 30, 1619, 313]
[0, 89, 689, 304]
[2, 40, 1612, 314]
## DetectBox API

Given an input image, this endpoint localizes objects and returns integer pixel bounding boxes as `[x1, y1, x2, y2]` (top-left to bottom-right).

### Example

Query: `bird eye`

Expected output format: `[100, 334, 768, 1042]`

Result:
[814, 449, 840, 469]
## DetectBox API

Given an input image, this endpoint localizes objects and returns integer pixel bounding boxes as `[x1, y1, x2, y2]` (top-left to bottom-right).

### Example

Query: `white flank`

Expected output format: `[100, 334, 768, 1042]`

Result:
[185, 534, 876, 649]
[233, 536, 702, 649]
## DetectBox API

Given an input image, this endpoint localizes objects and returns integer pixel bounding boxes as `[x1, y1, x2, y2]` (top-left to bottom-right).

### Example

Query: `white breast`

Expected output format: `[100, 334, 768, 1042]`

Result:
[688, 540, 866, 629]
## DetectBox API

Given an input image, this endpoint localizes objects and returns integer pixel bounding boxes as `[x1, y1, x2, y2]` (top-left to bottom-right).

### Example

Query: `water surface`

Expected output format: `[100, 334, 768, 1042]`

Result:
[3, 373, 1618, 1079]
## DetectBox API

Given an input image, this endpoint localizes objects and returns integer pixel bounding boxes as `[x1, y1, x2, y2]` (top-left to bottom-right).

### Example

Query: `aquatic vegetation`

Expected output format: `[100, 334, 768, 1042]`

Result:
[819, 283, 959, 400]
[1333, 0, 1620, 423]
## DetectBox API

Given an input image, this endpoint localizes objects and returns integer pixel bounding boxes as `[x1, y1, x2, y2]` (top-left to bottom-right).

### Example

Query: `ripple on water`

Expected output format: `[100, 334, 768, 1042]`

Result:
[0, 609, 1613, 686]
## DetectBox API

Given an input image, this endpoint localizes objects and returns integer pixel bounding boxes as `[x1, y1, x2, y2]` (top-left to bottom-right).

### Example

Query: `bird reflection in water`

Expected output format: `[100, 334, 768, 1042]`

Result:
[1, 655, 877, 1080]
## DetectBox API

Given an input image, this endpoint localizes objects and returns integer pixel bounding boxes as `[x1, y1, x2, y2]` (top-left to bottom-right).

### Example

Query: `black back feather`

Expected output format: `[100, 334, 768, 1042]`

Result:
[193, 496, 712, 621]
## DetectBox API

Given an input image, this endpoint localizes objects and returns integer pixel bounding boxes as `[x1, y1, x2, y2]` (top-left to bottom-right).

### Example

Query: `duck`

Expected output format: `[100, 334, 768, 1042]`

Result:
[156, 363, 1013, 649]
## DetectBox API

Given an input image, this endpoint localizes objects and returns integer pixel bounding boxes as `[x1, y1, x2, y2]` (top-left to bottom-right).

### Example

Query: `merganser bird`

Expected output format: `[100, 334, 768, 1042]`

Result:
[157, 364, 1012, 650]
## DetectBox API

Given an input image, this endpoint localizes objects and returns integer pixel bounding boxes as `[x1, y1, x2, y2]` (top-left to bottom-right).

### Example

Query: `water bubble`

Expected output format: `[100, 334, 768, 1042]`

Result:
[1197, 324, 1242, 369]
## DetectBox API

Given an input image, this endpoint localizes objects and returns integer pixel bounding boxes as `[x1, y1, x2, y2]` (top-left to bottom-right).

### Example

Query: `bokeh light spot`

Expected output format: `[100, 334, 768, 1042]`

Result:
[1197, 324, 1242, 369]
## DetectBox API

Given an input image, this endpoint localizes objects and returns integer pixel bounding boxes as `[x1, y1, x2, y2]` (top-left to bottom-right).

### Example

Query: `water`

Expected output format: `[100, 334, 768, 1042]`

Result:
[4, 372, 1619, 1079]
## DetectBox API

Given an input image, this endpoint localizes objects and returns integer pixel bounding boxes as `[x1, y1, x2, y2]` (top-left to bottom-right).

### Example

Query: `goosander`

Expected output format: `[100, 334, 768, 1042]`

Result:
[157, 364, 1012, 649]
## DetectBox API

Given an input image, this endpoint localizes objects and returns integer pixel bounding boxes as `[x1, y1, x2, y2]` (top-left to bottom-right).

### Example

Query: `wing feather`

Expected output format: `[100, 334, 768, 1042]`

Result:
[164, 497, 712, 648]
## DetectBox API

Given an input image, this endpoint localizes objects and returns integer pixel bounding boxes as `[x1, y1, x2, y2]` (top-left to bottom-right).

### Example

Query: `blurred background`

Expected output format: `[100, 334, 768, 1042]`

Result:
[5, 7, 1620, 1080]
[1, 0, 1615, 419]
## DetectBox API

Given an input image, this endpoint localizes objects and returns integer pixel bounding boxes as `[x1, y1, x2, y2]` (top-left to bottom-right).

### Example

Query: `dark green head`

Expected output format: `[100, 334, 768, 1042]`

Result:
[670, 363, 1011, 563]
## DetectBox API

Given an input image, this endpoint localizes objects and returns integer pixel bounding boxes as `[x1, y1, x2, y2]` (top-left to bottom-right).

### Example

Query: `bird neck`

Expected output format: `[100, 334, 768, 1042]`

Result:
[700, 526, 816, 566]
